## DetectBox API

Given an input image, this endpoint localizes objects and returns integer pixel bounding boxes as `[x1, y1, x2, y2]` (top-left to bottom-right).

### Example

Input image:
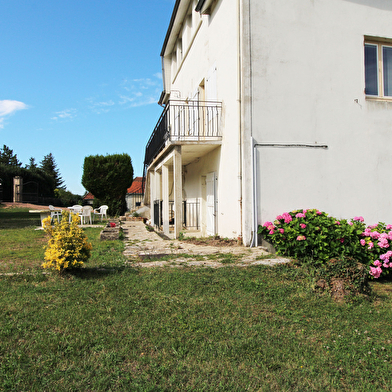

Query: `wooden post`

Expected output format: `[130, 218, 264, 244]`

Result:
[13, 176, 23, 203]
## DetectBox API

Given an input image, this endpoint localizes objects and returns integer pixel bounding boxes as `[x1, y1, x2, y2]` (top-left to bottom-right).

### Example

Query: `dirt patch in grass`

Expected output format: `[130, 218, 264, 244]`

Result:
[2, 202, 52, 210]
[181, 236, 239, 247]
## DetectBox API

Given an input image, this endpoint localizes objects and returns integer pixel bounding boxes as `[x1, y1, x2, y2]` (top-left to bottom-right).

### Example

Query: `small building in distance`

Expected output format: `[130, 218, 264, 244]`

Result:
[126, 177, 145, 212]
[83, 192, 94, 206]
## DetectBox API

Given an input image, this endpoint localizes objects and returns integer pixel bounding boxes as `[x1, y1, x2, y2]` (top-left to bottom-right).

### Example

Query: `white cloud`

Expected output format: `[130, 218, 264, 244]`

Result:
[96, 100, 115, 107]
[0, 100, 28, 128]
[86, 98, 116, 114]
[119, 95, 135, 105]
[154, 72, 163, 80]
[51, 108, 77, 121]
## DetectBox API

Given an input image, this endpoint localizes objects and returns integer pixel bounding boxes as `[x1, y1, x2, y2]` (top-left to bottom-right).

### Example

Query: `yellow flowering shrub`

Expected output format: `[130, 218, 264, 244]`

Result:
[42, 210, 92, 272]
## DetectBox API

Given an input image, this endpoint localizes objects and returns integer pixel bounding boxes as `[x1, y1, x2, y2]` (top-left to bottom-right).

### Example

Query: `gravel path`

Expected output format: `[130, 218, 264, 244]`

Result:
[122, 221, 290, 268]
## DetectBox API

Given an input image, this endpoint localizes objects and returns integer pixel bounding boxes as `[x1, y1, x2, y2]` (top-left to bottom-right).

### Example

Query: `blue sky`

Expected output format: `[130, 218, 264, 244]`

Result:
[0, 0, 175, 195]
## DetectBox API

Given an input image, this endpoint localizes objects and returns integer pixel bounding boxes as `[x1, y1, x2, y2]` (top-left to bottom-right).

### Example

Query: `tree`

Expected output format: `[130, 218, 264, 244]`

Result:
[40, 153, 65, 189]
[82, 153, 133, 216]
[25, 157, 38, 170]
[0, 145, 21, 166]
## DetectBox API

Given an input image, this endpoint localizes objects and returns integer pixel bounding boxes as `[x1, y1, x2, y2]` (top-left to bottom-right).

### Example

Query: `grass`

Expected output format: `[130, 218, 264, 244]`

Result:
[1, 205, 392, 391]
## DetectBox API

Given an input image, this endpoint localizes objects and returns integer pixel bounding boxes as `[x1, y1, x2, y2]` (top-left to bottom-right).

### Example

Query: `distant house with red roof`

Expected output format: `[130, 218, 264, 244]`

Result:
[125, 177, 145, 211]
[83, 192, 95, 205]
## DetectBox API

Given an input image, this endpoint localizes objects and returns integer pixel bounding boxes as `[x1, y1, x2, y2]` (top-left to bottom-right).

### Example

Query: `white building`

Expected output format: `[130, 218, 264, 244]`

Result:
[144, 0, 392, 245]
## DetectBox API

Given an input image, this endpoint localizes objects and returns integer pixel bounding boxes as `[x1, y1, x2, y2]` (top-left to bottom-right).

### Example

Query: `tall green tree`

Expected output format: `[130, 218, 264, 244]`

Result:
[40, 153, 65, 189]
[25, 157, 38, 170]
[82, 153, 133, 216]
[0, 145, 21, 166]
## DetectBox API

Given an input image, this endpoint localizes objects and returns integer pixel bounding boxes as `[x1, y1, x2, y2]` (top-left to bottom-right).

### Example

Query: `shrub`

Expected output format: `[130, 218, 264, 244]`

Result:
[54, 188, 82, 207]
[81, 154, 133, 216]
[259, 209, 392, 279]
[258, 209, 367, 265]
[42, 211, 92, 272]
[359, 222, 392, 279]
[316, 257, 371, 298]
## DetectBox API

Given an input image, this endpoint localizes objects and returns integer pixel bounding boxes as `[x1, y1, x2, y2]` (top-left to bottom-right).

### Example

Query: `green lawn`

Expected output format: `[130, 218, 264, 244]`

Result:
[0, 205, 392, 391]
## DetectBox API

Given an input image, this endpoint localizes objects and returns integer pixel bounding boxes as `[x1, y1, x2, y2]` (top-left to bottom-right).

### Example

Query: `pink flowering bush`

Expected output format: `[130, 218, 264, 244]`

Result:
[259, 209, 367, 266]
[359, 222, 392, 279]
[260, 209, 392, 279]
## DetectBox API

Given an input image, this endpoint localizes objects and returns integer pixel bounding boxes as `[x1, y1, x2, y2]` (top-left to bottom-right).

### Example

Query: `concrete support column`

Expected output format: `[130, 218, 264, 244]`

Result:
[162, 164, 170, 236]
[155, 170, 162, 228]
[173, 146, 182, 238]
[149, 170, 155, 226]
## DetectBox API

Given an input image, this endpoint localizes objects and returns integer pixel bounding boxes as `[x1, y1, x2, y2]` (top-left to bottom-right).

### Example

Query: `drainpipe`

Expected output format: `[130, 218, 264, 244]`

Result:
[250, 137, 257, 247]
[237, 0, 243, 243]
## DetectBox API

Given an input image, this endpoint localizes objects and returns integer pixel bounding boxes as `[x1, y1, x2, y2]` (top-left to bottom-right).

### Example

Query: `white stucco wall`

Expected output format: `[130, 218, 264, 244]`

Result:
[166, 0, 242, 239]
[241, 0, 392, 242]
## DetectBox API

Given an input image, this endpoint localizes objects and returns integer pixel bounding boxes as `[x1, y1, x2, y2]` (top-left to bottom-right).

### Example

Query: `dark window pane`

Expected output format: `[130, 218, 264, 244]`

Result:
[365, 44, 378, 95]
[383, 46, 392, 96]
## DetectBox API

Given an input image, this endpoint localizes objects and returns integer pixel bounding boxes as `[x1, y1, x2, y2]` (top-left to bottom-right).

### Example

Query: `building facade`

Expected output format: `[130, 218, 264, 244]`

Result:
[144, 0, 392, 245]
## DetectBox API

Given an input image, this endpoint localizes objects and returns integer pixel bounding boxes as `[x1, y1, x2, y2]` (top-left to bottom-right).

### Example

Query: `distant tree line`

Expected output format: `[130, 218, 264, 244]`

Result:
[0, 145, 81, 205]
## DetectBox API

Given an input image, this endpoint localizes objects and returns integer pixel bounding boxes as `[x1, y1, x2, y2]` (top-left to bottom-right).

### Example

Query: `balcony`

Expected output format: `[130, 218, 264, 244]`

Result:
[144, 100, 222, 169]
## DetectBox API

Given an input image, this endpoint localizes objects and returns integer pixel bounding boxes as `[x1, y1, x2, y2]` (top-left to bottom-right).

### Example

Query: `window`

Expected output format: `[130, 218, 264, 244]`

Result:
[365, 39, 392, 98]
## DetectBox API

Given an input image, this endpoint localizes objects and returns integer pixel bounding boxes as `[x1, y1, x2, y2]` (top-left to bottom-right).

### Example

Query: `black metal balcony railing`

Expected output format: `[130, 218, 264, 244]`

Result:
[144, 100, 222, 169]
[153, 200, 200, 230]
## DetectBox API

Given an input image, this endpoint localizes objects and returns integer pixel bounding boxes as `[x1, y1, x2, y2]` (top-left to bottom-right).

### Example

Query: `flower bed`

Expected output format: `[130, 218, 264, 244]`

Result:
[258, 209, 391, 279]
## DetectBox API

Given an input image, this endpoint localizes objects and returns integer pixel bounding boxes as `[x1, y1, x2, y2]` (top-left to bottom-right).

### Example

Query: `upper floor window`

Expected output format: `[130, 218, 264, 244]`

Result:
[365, 40, 392, 98]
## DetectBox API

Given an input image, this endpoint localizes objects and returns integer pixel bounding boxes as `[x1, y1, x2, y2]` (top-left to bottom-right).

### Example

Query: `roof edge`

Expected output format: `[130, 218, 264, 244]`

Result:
[160, 0, 181, 57]
[195, 0, 206, 12]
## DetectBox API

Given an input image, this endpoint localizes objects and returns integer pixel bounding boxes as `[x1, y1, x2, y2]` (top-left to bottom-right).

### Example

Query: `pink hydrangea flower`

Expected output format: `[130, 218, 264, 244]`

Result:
[335, 221, 341, 225]
[296, 235, 306, 241]
[296, 213, 305, 218]
[348, 222, 353, 226]
[269, 229, 275, 235]
[370, 231, 380, 240]
[339, 238, 345, 243]
[383, 262, 390, 268]
[363, 228, 371, 236]
[378, 239, 389, 248]
[369, 266, 382, 279]
[373, 260, 382, 267]
[276, 215, 283, 221]
[300, 223, 306, 229]
[368, 242, 374, 249]
[263, 221, 273, 228]
[386, 224, 392, 230]
[279, 228, 284, 234]
[303, 209, 307, 214]
[282, 213, 292, 224]
[353, 216, 364, 222]
[360, 239, 366, 246]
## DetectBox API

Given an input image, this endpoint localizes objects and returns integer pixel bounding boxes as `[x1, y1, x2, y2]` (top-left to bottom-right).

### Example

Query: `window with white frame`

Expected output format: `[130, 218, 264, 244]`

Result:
[365, 39, 392, 98]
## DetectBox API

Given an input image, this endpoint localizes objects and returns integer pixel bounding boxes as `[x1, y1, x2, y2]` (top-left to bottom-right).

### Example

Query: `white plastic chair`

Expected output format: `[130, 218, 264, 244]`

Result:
[93, 205, 108, 222]
[68, 205, 82, 222]
[80, 206, 93, 225]
[49, 205, 62, 223]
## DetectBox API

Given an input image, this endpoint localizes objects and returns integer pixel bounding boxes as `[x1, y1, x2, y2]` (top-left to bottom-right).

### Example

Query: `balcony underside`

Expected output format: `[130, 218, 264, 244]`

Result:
[148, 139, 221, 169]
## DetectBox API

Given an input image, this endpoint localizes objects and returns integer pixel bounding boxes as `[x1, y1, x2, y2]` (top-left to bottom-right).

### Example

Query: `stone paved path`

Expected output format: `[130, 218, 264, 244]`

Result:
[122, 221, 290, 268]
